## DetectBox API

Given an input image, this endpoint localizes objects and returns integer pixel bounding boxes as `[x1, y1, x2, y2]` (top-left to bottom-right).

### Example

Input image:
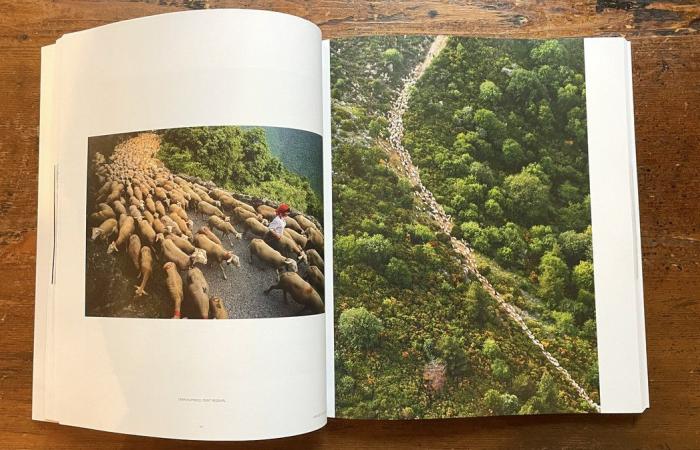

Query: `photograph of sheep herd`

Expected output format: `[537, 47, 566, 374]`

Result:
[85, 126, 324, 319]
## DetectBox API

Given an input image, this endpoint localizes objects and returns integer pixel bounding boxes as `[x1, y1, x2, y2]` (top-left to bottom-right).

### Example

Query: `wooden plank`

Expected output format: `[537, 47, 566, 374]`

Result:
[0, 1, 698, 449]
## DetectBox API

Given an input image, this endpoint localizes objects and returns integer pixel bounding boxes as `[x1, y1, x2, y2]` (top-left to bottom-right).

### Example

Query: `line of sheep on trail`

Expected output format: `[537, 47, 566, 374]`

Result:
[88, 133, 325, 319]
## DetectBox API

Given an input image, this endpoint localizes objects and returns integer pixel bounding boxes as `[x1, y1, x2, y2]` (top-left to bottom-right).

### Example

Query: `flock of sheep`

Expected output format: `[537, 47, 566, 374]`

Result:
[87, 133, 325, 319]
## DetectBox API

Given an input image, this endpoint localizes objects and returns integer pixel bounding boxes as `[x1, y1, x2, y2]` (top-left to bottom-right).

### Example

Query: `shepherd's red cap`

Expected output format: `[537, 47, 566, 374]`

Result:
[277, 203, 290, 215]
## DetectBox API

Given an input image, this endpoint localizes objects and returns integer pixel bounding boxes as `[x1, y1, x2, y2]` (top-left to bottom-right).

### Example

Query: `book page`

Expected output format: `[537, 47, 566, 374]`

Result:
[40, 10, 326, 440]
[327, 36, 646, 418]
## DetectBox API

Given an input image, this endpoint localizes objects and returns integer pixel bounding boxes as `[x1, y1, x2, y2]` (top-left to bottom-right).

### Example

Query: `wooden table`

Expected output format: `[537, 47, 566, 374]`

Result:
[1, 1, 698, 448]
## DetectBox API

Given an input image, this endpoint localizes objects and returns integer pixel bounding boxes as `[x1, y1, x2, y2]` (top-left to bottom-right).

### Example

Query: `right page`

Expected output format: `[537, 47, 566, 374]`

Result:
[327, 36, 647, 418]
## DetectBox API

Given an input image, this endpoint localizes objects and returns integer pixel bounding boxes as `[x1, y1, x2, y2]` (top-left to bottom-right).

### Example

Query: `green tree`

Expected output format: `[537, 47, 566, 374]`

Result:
[338, 307, 383, 350]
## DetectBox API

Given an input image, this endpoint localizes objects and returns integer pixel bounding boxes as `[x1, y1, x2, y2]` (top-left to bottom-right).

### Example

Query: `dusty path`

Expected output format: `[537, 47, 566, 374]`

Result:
[386, 35, 600, 411]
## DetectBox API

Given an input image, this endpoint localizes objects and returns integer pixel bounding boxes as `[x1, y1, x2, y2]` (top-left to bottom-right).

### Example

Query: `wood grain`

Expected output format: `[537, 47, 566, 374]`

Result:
[0, 1, 699, 449]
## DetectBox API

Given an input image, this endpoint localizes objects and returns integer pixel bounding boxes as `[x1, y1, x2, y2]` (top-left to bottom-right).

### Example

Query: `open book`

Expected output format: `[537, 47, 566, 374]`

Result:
[33, 9, 648, 440]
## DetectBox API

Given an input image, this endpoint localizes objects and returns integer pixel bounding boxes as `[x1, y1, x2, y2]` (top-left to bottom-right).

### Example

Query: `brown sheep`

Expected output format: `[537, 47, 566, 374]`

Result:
[305, 249, 324, 272]
[231, 206, 263, 225]
[127, 234, 141, 272]
[152, 216, 167, 235]
[277, 234, 307, 262]
[169, 212, 193, 240]
[91, 218, 118, 241]
[158, 235, 207, 271]
[107, 215, 136, 254]
[256, 204, 277, 221]
[89, 209, 115, 226]
[161, 215, 183, 236]
[304, 227, 324, 255]
[209, 297, 228, 319]
[284, 228, 308, 248]
[304, 265, 325, 296]
[186, 267, 209, 319]
[155, 200, 166, 217]
[193, 233, 240, 280]
[197, 201, 226, 219]
[145, 196, 156, 214]
[241, 217, 269, 238]
[163, 262, 184, 319]
[295, 214, 318, 232]
[138, 218, 157, 246]
[196, 226, 222, 246]
[169, 204, 188, 221]
[284, 216, 303, 233]
[135, 246, 153, 296]
[248, 238, 298, 273]
[220, 195, 256, 214]
[112, 200, 127, 216]
[164, 233, 196, 254]
[128, 204, 143, 221]
[264, 272, 324, 314]
[208, 215, 242, 245]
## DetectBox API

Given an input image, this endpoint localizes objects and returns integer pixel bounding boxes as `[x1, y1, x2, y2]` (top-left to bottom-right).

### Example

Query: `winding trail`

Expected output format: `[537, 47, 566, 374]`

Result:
[386, 36, 600, 411]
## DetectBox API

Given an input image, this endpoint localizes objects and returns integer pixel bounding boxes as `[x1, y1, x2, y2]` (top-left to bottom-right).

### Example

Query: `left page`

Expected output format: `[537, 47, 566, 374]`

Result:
[35, 9, 326, 440]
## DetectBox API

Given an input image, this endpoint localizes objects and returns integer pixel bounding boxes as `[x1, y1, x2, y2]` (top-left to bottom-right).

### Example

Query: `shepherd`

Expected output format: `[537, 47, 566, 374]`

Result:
[264, 203, 289, 252]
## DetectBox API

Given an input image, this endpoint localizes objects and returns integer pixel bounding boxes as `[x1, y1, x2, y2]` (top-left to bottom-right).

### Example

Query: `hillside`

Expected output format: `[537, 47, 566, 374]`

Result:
[331, 36, 598, 419]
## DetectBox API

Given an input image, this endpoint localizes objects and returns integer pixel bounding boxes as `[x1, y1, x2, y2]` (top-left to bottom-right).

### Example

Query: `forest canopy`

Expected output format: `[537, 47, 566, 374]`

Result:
[331, 36, 598, 419]
[157, 126, 321, 216]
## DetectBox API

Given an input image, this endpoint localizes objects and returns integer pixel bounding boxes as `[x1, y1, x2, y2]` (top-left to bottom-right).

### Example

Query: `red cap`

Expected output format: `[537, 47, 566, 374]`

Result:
[276, 204, 290, 215]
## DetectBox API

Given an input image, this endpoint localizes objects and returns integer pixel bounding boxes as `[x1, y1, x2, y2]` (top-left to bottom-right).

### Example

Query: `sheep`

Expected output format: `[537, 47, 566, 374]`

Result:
[161, 215, 183, 236]
[197, 201, 226, 220]
[209, 297, 228, 319]
[168, 189, 188, 208]
[231, 206, 263, 225]
[208, 215, 242, 245]
[193, 188, 220, 207]
[133, 185, 143, 201]
[142, 209, 155, 224]
[220, 195, 256, 214]
[163, 261, 184, 319]
[128, 204, 143, 221]
[137, 218, 157, 246]
[112, 200, 127, 216]
[154, 186, 168, 202]
[144, 196, 156, 214]
[155, 200, 167, 217]
[91, 218, 118, 241]
[127, 234, 141, 272]
[168, 212, 193, 240]
[277, 234, 307, 262]
[295, 214, 318, 232]
[193, 233, 240, 280]
[304, 227, 324, 255]
[256, 204, 277, 221]
[107, 215, 136, 254]
[284, 228, 308, 248]
[305, 249, 324, 272]
[264, 272, 324, 314]
[164, 233, 196, 254]
[158, 235, 207, 271]
[89, 209, 115, 226]
[284, 216, 303, 233]
[152, 216, 168, 235]
[241, 217, 269, 239]
[304, 265, 325, 296]
[135, 246, 153, 296]
[248, 238, 298, 273]
[128, 196, 144, 211]
[186, 267, 209, 319]
[169, 203, 188, 221]
[196, 226, 222, 246]
[104, 183, 124, 204]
